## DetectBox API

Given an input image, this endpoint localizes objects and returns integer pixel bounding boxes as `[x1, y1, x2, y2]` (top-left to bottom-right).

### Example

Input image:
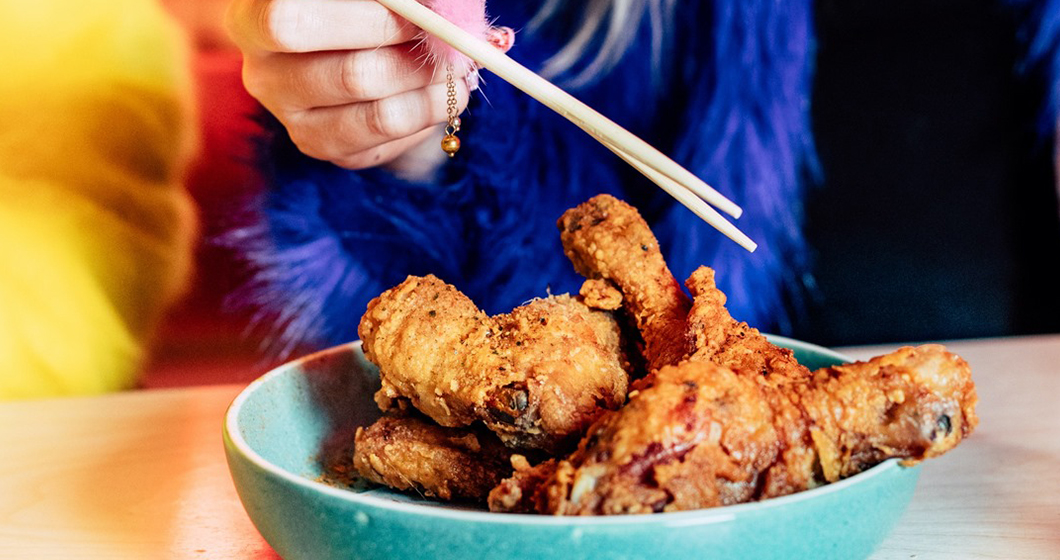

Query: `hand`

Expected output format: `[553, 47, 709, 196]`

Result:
[225, 0, 473, 171]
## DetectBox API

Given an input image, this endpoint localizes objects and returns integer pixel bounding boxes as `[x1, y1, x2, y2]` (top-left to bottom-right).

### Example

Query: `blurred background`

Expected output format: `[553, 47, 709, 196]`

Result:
[9, 0, 1054, 391]
[800, 0, 1060, 346]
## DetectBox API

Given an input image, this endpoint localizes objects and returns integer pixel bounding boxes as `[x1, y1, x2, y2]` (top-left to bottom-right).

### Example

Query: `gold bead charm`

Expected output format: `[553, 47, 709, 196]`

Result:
[442, 64, 461, 158]
[441, 133, 461, 156]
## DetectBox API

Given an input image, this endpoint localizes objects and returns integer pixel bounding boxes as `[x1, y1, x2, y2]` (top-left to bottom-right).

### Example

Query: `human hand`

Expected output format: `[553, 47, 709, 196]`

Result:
[226, 0, 476, 170]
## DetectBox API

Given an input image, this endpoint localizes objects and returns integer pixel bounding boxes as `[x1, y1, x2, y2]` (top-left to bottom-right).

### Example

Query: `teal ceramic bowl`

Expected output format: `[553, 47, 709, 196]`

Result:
[224, 337, 920, 560]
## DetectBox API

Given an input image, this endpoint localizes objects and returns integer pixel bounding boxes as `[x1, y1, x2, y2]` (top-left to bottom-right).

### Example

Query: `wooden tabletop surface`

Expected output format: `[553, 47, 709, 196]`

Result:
[1, 335, 1058, 559]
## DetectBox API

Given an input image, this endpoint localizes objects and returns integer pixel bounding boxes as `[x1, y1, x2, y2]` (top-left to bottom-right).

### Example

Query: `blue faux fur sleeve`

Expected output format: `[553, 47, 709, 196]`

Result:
[230, 0, 819, 354]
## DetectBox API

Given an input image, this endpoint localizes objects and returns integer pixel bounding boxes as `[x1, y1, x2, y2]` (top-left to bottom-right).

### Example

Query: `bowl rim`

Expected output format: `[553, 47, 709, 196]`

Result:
[224, 337, 910, 527]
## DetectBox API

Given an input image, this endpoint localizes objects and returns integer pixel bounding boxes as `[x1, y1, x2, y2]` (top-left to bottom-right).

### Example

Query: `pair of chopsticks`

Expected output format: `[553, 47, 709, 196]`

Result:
[374, 0, 757, 253]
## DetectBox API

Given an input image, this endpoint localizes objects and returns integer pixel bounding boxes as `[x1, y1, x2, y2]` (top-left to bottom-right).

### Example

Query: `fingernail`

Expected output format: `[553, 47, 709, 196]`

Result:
[467, 70, 480, 91]
[486, 26, 515, 53]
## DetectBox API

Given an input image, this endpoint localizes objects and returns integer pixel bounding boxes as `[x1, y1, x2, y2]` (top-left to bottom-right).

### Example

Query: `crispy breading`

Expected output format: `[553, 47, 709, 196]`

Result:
[797, 344, 979, 481]
[487, 456, 559, 513]
[353, 415, 514, 501]
[684, 266, 810, 386]
[558, 194, 691, 372]
[578, 279, 623, 311]
[491, 345, 977, 515]
[359, 275, 630, 453]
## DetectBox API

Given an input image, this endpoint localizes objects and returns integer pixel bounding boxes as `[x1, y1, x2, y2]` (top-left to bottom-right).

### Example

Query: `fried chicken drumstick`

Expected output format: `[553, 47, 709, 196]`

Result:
[558, 194, 691, 372]
[490, 345, 977, 514]
[359, 275, 630, 453]
[557, 195, 810, 387]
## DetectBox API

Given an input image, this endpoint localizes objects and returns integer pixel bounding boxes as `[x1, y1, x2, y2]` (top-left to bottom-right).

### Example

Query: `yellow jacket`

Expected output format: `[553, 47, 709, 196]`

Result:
[0, 1, 197, 399]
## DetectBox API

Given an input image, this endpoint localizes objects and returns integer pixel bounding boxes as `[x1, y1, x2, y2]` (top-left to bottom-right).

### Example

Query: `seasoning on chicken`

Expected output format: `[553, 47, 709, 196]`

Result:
[358, 274, 630, 453]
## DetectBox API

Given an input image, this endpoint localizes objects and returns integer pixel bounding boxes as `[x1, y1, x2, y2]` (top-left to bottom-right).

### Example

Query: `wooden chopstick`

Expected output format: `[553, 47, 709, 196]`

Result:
[374, 0, 756, 252]
[602, 140, 758, 252]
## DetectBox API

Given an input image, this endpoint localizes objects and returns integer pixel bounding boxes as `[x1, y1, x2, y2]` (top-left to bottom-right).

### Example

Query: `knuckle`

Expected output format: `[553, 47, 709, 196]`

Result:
[344, 48, 406, 101]
[254, 0, 282, 49]
[263, 0, 305, 52]
[339, 53, 371, 100]
[378, 11, 412, 45]
[364, 98, 412, 140]
[380, 13, 399, 42]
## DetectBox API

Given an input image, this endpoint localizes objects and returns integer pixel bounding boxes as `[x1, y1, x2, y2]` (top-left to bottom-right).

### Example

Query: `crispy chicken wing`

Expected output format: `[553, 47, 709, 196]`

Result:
[353, 415, 514, 501]
[490, 345, 977, 515]
[557, 194, 691, 372]
[359, 275, 630, 453]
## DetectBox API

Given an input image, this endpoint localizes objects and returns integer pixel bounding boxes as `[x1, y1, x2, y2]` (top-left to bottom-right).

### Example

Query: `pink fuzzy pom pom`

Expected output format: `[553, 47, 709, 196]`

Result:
[416, 0, 489, 75]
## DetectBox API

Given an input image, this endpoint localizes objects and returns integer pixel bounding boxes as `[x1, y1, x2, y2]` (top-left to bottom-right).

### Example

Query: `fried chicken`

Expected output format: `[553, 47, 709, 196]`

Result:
[684, 266, 809, 386]
[799, 344, 979, 482]
[558, 194, 691, 372]
[353, 415, 514, 501]
[487, 456, 560, 513]
[358, 274, 630, 453]
[490, 345, 977, 515]
[351, 194, 979, 514]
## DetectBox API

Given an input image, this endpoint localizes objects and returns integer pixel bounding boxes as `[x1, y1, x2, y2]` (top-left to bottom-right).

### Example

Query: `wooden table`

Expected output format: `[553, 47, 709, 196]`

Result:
[1, 335, 1058, 559]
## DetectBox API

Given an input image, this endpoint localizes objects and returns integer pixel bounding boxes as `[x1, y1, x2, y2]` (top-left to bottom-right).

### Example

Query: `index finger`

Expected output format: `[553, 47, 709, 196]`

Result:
[226, 0, 419, 53]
